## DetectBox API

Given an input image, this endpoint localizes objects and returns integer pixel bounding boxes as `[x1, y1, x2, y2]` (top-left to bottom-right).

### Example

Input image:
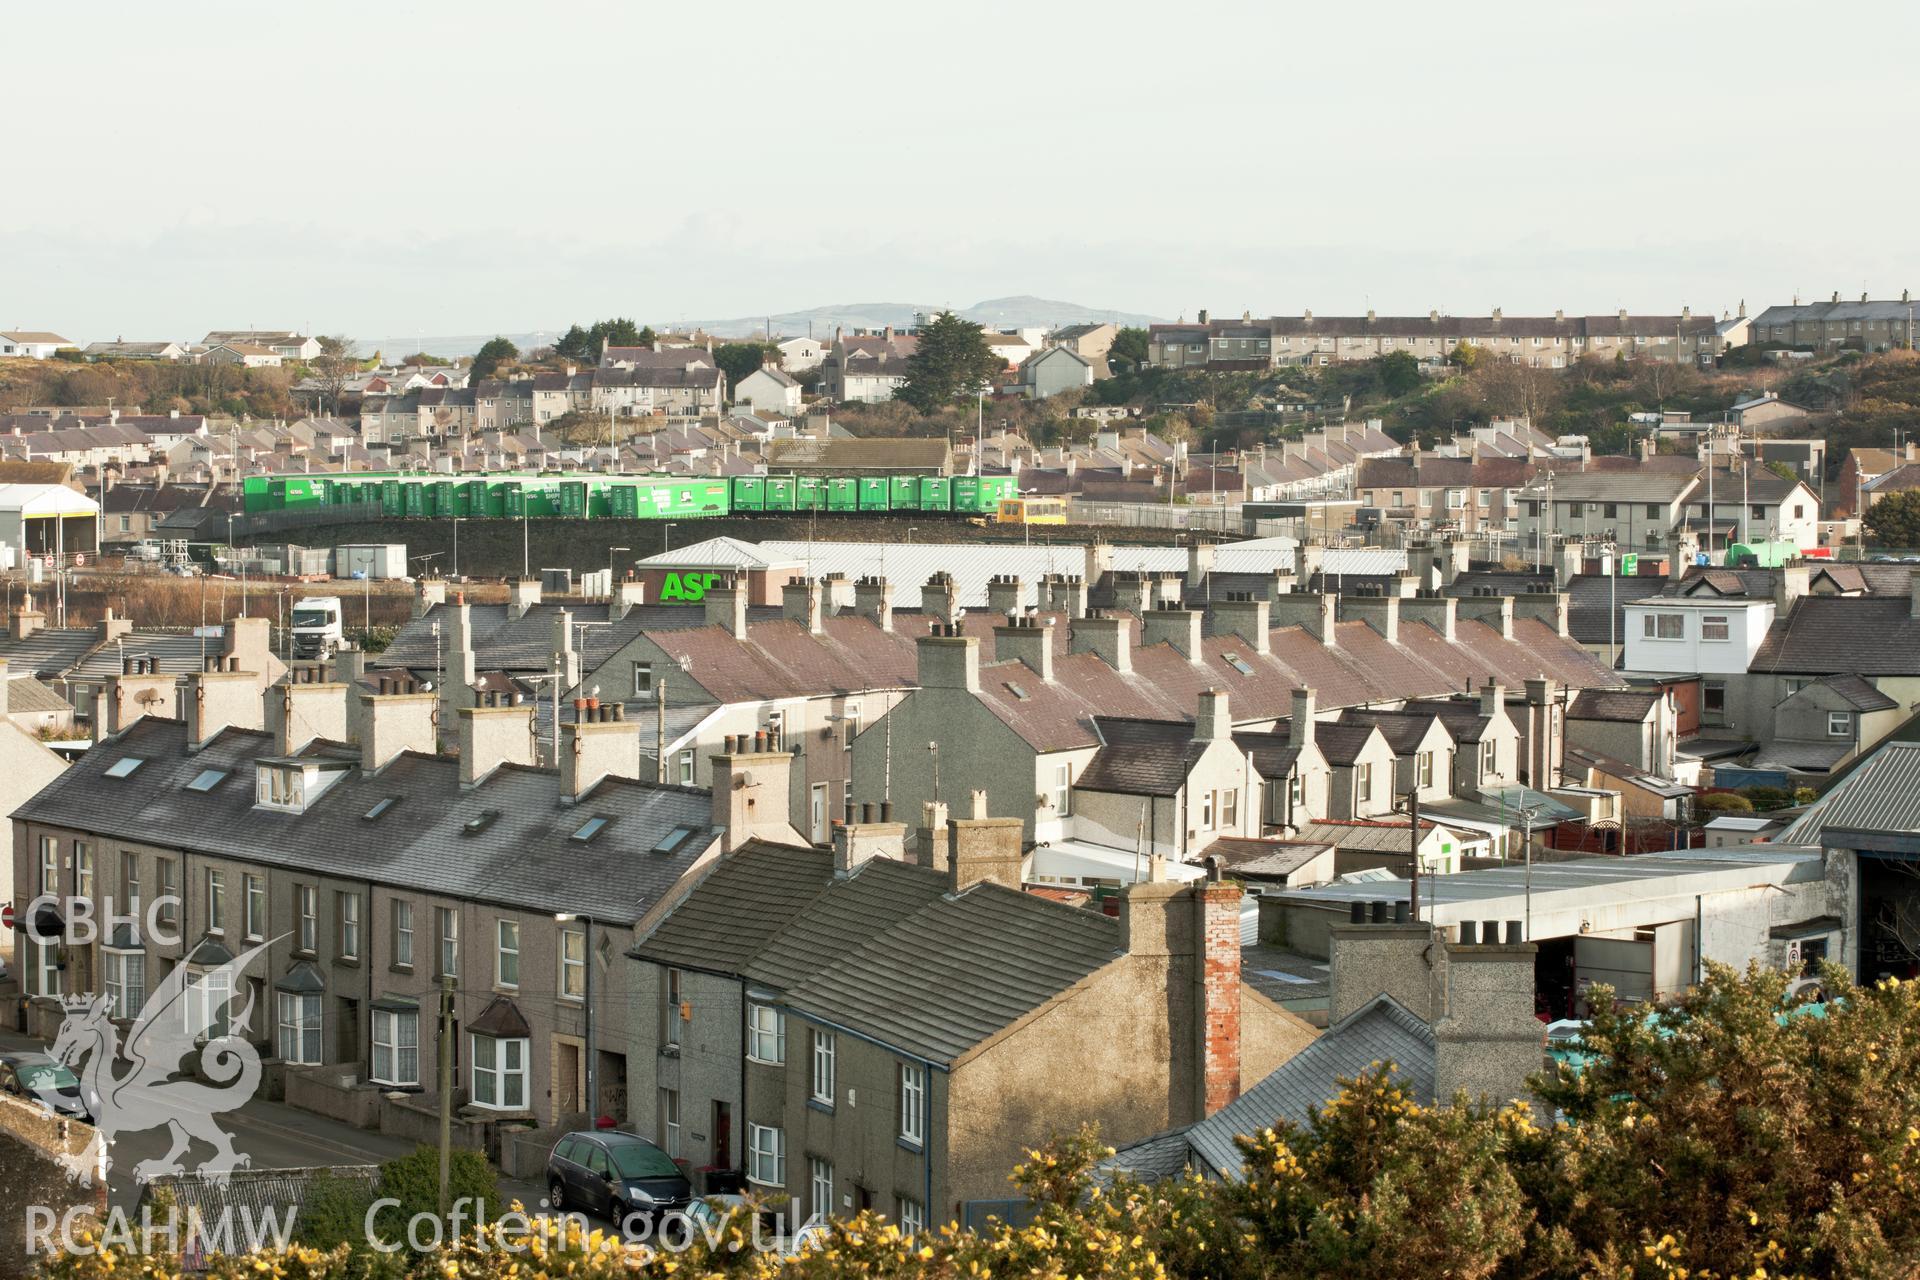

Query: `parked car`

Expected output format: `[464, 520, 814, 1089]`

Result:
[547, 1131, 691, 1230]
[0, 1051, 95, 1123]
[686, 1196, 826, 1255]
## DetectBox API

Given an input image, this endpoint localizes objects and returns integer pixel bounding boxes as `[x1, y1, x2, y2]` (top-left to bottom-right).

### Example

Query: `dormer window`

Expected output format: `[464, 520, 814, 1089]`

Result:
[257, 765, 304, 810]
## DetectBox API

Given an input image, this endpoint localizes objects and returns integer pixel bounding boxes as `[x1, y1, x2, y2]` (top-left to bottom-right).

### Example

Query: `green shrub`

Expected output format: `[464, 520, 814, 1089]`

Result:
[1698, 790, 1755, 814]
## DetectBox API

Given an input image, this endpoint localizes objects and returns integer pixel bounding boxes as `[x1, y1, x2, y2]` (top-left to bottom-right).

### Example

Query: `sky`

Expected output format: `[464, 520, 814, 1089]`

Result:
[6, 0, 1918, 343]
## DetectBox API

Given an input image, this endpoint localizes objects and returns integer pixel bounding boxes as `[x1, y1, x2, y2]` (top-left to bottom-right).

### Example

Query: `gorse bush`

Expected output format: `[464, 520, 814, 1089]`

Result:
[33, 965, 1920, 1279]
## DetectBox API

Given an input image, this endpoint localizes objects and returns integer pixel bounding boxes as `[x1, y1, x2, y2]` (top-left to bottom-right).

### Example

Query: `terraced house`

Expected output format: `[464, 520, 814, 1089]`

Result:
[12, 666, 805, 1147]
[627, 812, 1316, 1226]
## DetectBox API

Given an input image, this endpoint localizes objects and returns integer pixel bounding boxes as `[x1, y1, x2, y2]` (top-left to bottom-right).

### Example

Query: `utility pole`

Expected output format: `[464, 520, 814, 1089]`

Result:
[437, 973, 454, 1216]
[655, 679, 667, 783]
[1407, 786, 1421, 923]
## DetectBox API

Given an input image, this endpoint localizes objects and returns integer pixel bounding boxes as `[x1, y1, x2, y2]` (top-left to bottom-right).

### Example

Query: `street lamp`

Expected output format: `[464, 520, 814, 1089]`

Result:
[663, 523, 677, 555]
[452, 518, 464, 580]
[554, 911, 595, 1124]
[607, 547, 630, 590]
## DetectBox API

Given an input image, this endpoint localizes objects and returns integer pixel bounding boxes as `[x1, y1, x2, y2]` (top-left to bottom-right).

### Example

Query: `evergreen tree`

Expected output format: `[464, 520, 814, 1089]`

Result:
[896, 311, 1000, 412]
[470, 336, 519, 380]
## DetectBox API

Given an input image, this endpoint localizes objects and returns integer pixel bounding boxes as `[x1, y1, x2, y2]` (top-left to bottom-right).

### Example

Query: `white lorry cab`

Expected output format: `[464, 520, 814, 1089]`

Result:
[291, 596, 345, 660]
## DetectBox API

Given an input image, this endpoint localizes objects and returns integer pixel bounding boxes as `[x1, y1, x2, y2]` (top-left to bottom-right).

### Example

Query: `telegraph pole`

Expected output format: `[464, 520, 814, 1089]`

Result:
[1407, 786, 1421, 922]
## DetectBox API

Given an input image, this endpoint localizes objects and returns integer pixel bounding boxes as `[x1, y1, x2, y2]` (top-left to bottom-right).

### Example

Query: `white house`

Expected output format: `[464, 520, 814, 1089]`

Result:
[775, 336, 825, 373]
[1020, 346, 1094, 400]
[0, 332, 72, 360]
[983, 331, 1036, 368]
[202, 342, 284, 369]
[734, 364, 802, 415]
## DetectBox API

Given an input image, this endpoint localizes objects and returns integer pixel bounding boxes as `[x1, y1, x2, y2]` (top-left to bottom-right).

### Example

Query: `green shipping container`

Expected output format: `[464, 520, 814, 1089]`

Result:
[795, 476, 824, 510]
[732, 477, 766, 511]
[559, 481, 588, 518]
[918, 476, 951, 511]
[857, 477, 890, 511]
[607, 484, 639, 518]
[826, 478, 858, 512]
[403, 484, 427, 517]
[381, 480, 404, 517]
[242, 476, 273, 513]
[889, 476, 919, 509]
[951, 476, 982, 512]
[764, 477, 796, 511]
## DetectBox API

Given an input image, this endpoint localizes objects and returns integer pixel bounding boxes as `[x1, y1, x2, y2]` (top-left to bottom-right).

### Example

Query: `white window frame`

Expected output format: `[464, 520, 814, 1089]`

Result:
[495, 919, 520, 989]
[1701, 615, 1730, 642]
[339, 892, 361, 961]
[38, 837, 57, 895]
[1356, 762, 1373, 804]
[810, 1157, 834, 1221]
[32, 938, 60, 998]
[371, 1007, 419, 1086]
[747, 1124, 786, 1187]
[1417, 751, 1434, 789]
[392, 900, 414, 969]
[1481, 739, 1497, 776]
[899, 1062, 925, 1145]
[811, 1029, 836, 1107]
[277, 991, 322, 1065]
[1051, 761, 1072, 814]
[296, 884, 317, 952]
[1200, 790, 1214, 829]
[560, 926, 585, 1001]
[659, 1087, 682, 1158]
[437, 907, 459, 978]
[75, 842, 92, 901]
[898, 1196, 925, 1236]
[842, 701, 861, 751]
[632, 662, 653, 695]
[1828, 711, 1852, 738]
[677, 749, 695, 785]
[747, 1003, 786, 1064]
[103, 947, 145, 1019]
[470, 1033, 527, 1110]
[244, 875, 265, 941]
[206, 868, 226, 934]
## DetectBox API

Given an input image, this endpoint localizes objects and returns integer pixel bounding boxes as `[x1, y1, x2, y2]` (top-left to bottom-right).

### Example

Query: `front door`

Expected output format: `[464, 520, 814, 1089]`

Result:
[555, 1041, 582, 1115]
[712, 1100, 732, 1170]
[809, 784, 828, 845]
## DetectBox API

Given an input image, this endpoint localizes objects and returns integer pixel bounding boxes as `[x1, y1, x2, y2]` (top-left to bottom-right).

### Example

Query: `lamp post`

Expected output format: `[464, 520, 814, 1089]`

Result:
[452, 518, 464, 580]
[607, 547, 630, 591]
[663, 523, 677, 555]
[554, 912, 594, 1124]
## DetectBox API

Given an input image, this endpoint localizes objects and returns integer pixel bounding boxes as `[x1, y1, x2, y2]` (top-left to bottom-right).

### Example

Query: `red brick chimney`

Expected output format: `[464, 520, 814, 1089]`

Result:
[1197, 879, 1243, 1114]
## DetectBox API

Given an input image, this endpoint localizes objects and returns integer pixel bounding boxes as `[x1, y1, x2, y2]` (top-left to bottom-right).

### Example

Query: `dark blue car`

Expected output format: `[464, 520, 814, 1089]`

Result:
[547, 1131, 691, 1230]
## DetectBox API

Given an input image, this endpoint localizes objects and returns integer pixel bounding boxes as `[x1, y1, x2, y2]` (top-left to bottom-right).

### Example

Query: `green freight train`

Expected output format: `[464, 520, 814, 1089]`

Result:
[243, 471, 1018, 521]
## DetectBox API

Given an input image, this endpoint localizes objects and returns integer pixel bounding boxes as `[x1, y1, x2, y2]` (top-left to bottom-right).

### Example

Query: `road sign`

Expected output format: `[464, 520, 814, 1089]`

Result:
[0, 902, 14, 931]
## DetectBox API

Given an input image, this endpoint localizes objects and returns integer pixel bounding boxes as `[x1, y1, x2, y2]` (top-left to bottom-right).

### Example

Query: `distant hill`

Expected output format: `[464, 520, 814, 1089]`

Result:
[361, 297, 1161, 358]
[682, 295, 1164, 339]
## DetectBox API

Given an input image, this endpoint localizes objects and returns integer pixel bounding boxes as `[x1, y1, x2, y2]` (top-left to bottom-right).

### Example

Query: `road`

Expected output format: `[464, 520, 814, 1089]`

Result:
[0, 1027, 543, 1215]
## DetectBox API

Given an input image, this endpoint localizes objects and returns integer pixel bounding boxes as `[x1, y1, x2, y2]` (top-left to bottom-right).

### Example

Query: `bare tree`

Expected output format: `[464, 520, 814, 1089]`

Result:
[312, 336, 360, 418]
[1876, 859, 1920, 964]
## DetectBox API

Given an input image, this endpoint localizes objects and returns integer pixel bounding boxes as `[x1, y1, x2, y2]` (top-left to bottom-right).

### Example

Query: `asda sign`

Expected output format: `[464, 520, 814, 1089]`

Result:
[659, 571, 724, 603]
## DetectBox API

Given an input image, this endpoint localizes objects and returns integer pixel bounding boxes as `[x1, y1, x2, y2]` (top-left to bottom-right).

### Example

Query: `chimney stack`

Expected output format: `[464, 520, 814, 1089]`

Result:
[985, 574, 1023, 616]
[507, 578, 542, 620]
[1071, 611, 1132, 674]
[270, 670, 348, 755]
[1327, 916, 1436, 1024]
[457, 701, 536, 787]
[1209, 593, 1270, 654]
[993, 614, 1054, 681]
[560, 701, 640, 801]
[355, 682, 437, 772]
[1432, 928, 1544, 1113]
[1142, 603, 1203, 659]
[413, 578, 447, 620]
[1777, 563, 1811, 612]
[182, 667, 264, 751]
[917, 800, 950, 871]
[1478, 681, 1506, 721]
[833, 812, 908, 876]
[1186, 541, 1215, 589]
[96, 608, 133, 644]
[853, 576, 894, 632]
[711, 734, 798, 853]
[1340, 594, 1400, 644]
[1524, 678, 1558, 788]
[921, 573, 960, 628]
[11, 592, 43, 641]
[1120, 878, 1247, 1118]
[1272, 591, 1338, 646]
[1111, 572, 1153, 616]
[1288, 688, 1317, 749]
[703, 577, 749, 640]
[781, 578, 824, 634]
[916, 625, 980, 691]
[1511, 591, 1571, 638]
[947, 803, 1024, 893]
[1456, 595, 1515, 641]
[609, 575, 646, 621]
[1194, 688, 1230, 742]
[552, 607, 581, 690]
[1044, 573, 1089, 619]
[1398, 594, 1457, 641]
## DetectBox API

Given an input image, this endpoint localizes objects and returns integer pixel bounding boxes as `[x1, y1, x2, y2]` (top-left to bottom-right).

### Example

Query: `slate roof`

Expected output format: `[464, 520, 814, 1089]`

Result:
[1202, 837, 1332, 880]
[763, 438, 950, 472]
[1568, 688, 1663, 722]
[140, 1167, 380, 1245]
[1077, 717, 1209, 796]
[1751, 597, 1920, 676]
[1102, 994, 1435, 1184]
[1289, 819, 1449, 854]
[15, 717, 720, 925]
[7, 675, 71, 714]
[1799, 674, 1898, 713]
[631, 843, 834, 974]
[1232, 732, 1301, 781]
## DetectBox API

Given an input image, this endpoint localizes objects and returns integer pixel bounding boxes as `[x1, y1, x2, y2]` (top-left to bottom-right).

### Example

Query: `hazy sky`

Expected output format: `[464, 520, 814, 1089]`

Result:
[7, 0, 1917, 342]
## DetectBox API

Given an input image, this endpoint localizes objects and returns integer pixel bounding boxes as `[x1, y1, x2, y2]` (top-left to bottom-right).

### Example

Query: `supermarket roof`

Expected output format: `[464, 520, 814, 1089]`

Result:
[0, 483, 98, 518]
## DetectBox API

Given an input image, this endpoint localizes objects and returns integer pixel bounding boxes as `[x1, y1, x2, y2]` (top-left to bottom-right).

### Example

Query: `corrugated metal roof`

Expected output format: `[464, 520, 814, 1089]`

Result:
[1781, 741, 1920, 842]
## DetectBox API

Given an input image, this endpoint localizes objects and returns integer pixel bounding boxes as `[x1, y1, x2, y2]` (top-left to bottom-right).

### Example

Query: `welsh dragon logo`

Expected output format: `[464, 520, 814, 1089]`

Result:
[47, 939, 274, 1186]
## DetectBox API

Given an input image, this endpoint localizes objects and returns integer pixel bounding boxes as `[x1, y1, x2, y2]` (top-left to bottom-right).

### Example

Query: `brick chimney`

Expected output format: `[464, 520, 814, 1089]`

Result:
[354, 680, 437, 771]
[269, 667, 349, 755]
[921, 573, 960, 628]
[1340, 594, 1400, 644]
[560, 700, 639, 801]
[1289, 687, 1316, 749]
[703, 577, 749, 640]
[457, 700, 535, 786]
[1196, 878, 1243, 1114]
[1272, 591, 1337, 646]
[1456, 595, 1515, 641]
[1433, 924, 1543, 1111]
[183, 666, 265, 751]
[609, 576, 646, 621]
[507, 578, 541, 620]
[1143, 603, 1203, 659]
[993, 614, 1053, 680]
[1121, 874, 1246, 1119]
[711, 731, 798, 853]
[948, 793, 1024, 892]
[782, 578, 823, 633]
[1398, 594, 1457, 641]
[985, 574, 1023, 616]
[916, 624, 979, 692]
[1194, 688, 1230, 742]
[833, 805, 908, 876]
[853, 576, 894, 632]
[1071, 611, 1131, 674]
[1210, 593, 1270, 654]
